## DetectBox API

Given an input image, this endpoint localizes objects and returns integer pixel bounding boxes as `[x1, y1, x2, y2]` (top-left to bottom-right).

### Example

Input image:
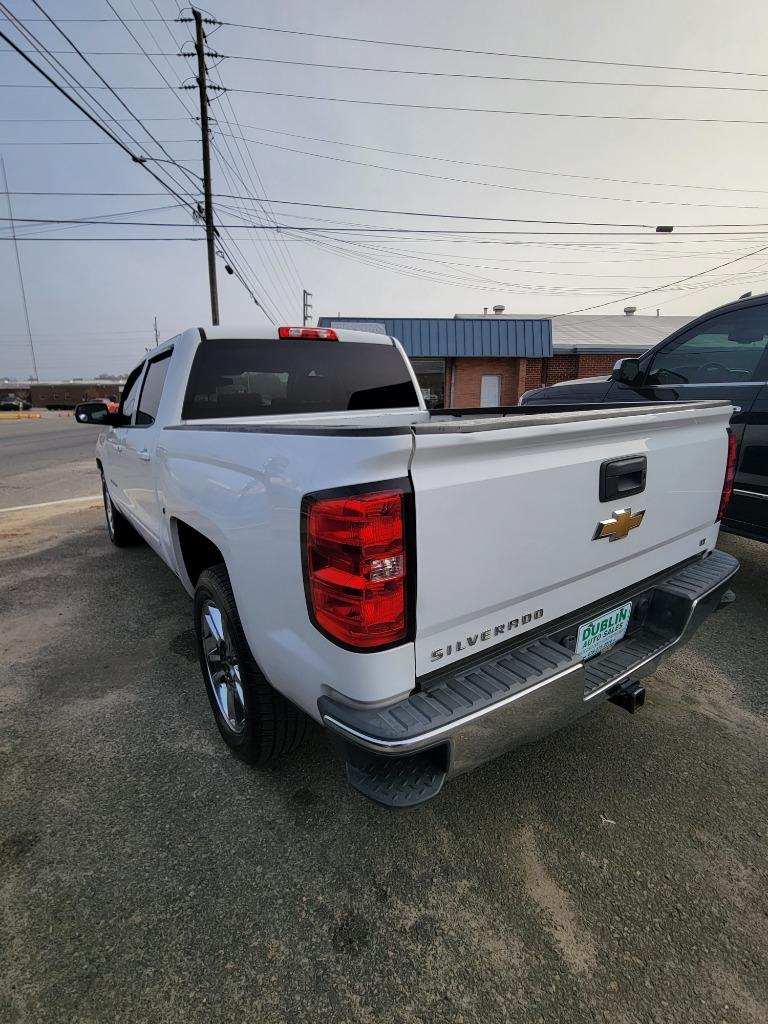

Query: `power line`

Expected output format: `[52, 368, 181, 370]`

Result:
[0, 13, 200, 210]
[212, 129, 768, 211]
[2, 156, 38, 378]
[210, 143, 286, 323]
[12, 202, 181, 240]
[102, 0, 196, 123]
[1, 2, 169, 169]
[0, 3, 271, 317]
[210, 138, 292, 321]
[143, 3, 277, 325]
[1, 48, 178, 55]
[0, 139, 199, 145]
[210, 80, 306, 300]
[4, 115, 768, 196]
[8, 48, 768, 92]
[309, 228, 768, 288]
[11, 208, 768, 229]
[283, 227, 752, 299]
[223, 87, 768, 126]
[4, 14, 768, 77]
[0, 81, 178, 89]
[0, 17, 169, 22]
[194, 21, 768, 79]
[29, 0, 198, 190]
[198, 54, 768, 93]
[0, 235, 203, 240]
[287, 232, 625, 296]
[208, 124, 768, 197]
[7, 80, 768, 124]
[290, 224, 768, 288]
[125, 196, 768, 230]
[553, 242, 768, 316]
[205, 62, 301, 314]
[5, 125, 768, 211]
[7, 218, 768, 241]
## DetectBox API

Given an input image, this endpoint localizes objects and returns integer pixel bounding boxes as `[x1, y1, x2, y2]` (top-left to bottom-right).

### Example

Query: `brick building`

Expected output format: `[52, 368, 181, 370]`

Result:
[320, 311, 692, 406]
[0, 379, 125, 409]
[514, 313, 692, 394]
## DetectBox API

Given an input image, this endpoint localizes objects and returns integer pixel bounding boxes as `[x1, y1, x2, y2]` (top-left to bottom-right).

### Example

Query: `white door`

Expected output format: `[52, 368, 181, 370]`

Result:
[105, 362, 144, 511]
[120, 350, 173, 545]
[480, 374, 501, 407]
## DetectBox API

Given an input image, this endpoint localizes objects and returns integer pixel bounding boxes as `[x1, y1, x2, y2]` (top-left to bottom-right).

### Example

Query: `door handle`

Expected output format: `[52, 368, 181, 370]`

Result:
[137, 449, 151, 462]
[600, 455, 647, 502]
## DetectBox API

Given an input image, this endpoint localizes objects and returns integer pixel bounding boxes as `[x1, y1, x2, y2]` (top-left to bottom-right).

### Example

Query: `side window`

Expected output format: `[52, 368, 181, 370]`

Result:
[645, 307, 768, 386]
[136, 351, 172, 426]
[120, 364, 145, 420]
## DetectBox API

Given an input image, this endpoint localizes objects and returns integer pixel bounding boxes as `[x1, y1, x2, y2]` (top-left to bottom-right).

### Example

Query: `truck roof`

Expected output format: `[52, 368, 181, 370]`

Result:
[201, 325, 394, 346]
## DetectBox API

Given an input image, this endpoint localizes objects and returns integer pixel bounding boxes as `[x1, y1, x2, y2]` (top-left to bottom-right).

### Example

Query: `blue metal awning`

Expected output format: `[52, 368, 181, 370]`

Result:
[317, 317, 552, 358]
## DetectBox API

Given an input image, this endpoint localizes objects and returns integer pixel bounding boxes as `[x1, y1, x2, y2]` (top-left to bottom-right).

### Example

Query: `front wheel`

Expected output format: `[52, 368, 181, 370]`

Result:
[101, 471, 139, 547]
[194, 564, 307, 765]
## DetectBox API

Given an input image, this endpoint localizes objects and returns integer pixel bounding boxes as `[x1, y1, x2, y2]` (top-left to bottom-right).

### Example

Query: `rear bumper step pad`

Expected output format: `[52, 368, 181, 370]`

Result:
[320, 549, 738, 808]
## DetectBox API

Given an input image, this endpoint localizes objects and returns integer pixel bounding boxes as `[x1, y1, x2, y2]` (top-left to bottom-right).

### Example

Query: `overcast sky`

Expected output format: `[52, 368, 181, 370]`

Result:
[2, 0, 768, 378]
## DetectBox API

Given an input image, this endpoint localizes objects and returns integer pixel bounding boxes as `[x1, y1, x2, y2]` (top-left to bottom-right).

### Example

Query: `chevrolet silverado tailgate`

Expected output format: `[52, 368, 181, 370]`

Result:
[409, 401, 733, 676]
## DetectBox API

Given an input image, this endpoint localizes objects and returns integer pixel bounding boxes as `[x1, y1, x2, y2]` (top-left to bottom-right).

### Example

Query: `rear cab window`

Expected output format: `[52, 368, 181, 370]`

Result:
[136, 350, 172, 426]
[119, 363, 145, 421]
[182, 338, 420, 419]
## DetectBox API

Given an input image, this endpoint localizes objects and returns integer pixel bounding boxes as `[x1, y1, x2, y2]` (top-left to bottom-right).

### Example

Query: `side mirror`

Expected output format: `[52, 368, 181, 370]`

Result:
[611, 357, 642, 385]
[74, 402, 124, 425]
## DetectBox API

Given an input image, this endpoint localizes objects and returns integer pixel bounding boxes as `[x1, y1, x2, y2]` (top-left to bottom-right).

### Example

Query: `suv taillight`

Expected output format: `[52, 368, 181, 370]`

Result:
[303, 486, 409, 649]
[717, 430, 738, 522]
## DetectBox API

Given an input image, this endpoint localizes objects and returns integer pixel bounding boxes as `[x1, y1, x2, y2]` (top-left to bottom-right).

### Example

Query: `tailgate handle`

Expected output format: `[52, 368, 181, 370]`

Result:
[600, 455, 647, 502]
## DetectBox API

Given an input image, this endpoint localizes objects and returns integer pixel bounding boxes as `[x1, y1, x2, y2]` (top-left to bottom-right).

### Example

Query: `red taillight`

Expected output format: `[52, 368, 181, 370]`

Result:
[278, 326, 338, 341]
[717, 430, 738, 522]
[304, 488, 408, 649]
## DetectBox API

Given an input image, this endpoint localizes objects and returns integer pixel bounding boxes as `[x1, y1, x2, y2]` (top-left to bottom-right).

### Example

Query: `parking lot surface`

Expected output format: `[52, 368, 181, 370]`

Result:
[1, 483, 766, 1022]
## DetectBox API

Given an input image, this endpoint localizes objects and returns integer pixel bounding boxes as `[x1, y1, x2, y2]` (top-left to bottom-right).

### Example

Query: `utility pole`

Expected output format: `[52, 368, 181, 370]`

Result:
[193, 8, 219, 325]
[2, 156, 39, 380]
[302, 289, 312, 326]
[153, 316, 159, 345]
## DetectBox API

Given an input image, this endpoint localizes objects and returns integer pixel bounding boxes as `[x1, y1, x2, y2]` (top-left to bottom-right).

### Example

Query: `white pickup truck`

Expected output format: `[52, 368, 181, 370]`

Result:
[75, 325, 739, 808]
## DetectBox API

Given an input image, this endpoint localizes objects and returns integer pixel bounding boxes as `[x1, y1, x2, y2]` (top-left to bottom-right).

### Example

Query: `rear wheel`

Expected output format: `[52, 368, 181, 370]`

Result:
[194, 564, 307, 765]
[101, 471, 138, 547]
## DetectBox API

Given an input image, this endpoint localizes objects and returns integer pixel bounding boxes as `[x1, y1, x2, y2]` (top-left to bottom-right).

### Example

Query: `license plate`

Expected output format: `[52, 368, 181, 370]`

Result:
[576, 602, 632, 659]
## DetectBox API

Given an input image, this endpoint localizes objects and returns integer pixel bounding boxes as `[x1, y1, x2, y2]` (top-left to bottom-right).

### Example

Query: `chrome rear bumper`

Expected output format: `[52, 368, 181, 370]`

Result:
[319, 549, 739, 808]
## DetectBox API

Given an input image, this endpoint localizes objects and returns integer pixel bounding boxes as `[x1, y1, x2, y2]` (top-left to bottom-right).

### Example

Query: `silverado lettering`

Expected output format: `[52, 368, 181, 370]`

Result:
[430, 609, 545, 662]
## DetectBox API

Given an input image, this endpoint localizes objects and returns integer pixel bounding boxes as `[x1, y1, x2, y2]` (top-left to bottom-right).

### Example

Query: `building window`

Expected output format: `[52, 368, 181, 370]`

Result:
[409, 358, 445, 408]
[480, 374, 501, 407]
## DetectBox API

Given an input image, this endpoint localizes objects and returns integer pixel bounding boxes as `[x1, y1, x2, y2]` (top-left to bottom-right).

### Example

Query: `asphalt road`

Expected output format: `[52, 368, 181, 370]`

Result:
[0, 416, 101, 509]
[0, 503, 766, 1023]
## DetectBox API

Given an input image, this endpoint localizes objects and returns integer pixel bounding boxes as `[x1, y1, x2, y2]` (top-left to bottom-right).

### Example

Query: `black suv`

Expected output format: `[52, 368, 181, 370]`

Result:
[521, 294, 768, 543]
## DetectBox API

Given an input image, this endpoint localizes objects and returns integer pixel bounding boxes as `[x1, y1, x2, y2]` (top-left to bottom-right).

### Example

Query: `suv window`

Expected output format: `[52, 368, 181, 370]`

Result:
[182, 338, 419, 420]
[645, 306, 768, 386]
[120, 364, 144, 420]
[136, 351, 172, 426]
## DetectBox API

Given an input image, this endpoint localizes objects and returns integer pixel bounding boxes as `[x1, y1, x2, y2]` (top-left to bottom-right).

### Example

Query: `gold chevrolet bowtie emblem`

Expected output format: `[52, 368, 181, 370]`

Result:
[594, 507, 645, 542]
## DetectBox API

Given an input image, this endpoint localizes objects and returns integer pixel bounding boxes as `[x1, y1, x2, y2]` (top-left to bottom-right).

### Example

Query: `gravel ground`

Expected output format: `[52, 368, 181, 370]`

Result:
[0, 503, 766, 1024]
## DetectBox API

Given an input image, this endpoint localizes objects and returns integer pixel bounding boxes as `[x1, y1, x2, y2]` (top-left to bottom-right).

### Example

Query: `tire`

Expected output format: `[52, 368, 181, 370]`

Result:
[101, 471, 139, 547]
[194, 564, 307, 765]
